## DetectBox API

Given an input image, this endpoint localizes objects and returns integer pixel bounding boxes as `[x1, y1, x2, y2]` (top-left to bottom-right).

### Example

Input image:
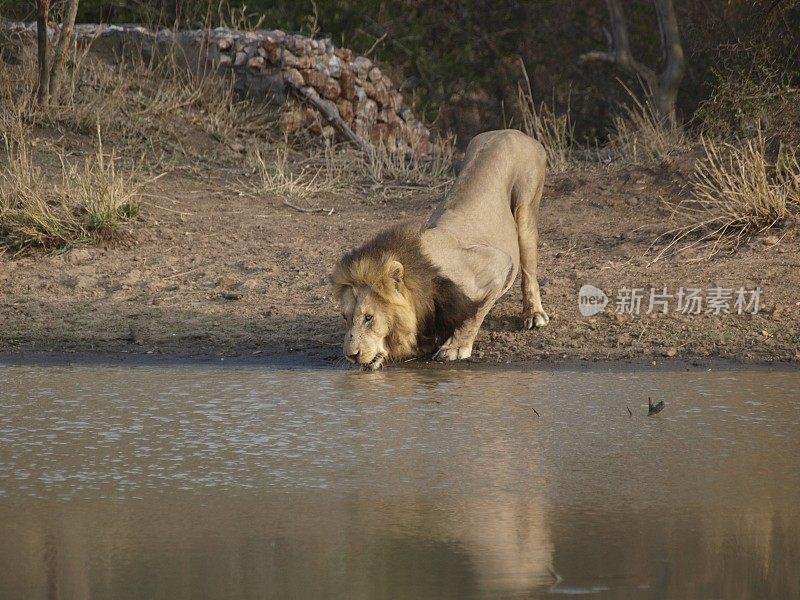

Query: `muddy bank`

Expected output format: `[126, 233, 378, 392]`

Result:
[1, 162, 799, 366]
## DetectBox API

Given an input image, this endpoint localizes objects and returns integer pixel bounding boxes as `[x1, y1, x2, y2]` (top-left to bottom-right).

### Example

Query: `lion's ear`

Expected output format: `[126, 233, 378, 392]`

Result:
[386, 260, 404, 287]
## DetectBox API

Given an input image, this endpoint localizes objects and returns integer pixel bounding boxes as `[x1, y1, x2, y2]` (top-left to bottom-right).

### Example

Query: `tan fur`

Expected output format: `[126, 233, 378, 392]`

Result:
[333, 130, 548, 368]
[331, 251, 421, 363]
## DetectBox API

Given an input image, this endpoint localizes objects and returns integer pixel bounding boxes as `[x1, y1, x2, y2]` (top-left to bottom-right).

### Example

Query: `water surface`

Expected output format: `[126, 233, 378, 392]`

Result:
[1, 365, 799, 599]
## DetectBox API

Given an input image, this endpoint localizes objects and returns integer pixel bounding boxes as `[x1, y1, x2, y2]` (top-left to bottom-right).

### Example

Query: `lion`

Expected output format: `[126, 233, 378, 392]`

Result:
[331, 129, 549, 369]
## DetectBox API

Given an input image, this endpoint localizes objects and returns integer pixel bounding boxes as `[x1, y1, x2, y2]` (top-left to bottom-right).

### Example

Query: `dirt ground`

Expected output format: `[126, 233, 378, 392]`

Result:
[2, 150, 799, 367]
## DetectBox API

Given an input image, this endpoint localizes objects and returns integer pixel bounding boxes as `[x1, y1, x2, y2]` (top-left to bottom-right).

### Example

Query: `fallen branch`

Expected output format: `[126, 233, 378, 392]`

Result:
[285, 81, 372, 154]
[282, 199, 334, 215]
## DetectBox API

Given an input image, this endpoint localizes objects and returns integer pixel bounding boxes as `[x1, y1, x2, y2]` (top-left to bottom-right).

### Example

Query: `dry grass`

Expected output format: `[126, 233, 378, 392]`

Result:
[360, 137, 454, 187]
[0, 44, 277, 169]
[242, 133, 454, 206]
[609, 84, 685, 165]
[517, 61, 573, 173]
[654, 132, 799, 260]
[246, 145, 342, 202]
[0, 33, 281, 248]
[0, 123, 142, 252]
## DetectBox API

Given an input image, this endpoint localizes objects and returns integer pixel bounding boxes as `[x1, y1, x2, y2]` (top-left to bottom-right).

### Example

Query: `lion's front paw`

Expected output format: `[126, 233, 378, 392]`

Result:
[433, 341, 473, 361]
[523, 310, 549, 330]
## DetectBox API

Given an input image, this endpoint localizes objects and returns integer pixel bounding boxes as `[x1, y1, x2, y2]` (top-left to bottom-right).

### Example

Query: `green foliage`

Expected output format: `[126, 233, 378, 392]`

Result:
[695, 41, 800, 143]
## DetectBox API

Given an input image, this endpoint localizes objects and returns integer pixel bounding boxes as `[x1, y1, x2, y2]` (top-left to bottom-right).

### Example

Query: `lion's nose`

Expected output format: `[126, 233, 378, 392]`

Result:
[346, 350, 360, 362]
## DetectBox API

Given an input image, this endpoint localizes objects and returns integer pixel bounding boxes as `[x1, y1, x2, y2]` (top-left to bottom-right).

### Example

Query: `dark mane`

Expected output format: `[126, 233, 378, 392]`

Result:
[339, 224, 479, 350]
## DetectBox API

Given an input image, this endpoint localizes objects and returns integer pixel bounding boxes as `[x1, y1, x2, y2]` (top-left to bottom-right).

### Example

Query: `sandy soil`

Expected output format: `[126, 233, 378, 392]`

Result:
[2, 155, 799, 366]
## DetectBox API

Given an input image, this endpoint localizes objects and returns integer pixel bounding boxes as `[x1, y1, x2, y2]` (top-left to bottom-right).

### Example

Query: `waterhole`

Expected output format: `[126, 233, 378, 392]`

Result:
[1, 364, 798, 598]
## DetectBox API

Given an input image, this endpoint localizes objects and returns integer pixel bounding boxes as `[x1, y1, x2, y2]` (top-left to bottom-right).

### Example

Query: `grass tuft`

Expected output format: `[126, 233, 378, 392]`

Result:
[654, 132, 799, 260]
[517, 60, 573, 173]
[0, 123, 143, 251]
[360, 137, 454, 187]
[247, 145, 341, 201]
[609, 82, 685, 165]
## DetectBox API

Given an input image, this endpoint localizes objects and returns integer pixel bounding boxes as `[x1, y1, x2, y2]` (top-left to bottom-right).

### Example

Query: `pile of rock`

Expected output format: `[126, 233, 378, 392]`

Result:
[1, 22, 432, 154]
[211, 28, 431, 153]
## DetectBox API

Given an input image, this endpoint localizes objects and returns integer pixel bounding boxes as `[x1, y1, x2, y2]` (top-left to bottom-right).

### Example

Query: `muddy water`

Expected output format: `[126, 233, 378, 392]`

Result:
[1, 365, 799, 599]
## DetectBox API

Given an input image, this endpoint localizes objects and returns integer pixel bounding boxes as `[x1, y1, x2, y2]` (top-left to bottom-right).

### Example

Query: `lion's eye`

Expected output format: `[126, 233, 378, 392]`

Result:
[364, 314, 373, 323]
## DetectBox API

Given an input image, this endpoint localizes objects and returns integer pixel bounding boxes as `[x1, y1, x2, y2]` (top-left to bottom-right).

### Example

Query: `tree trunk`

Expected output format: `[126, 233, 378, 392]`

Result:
[653, 0, 685, 128]
[35, 0, 51, 104]
[579, 0, 685, 128]
[49, 0, 81, 103]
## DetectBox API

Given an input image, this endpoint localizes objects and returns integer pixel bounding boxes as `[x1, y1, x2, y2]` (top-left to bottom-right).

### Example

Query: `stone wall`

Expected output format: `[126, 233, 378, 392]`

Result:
[1, 22, 433, 154]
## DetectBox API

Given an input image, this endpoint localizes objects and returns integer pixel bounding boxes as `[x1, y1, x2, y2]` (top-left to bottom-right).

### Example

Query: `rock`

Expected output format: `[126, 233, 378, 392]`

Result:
[247, 56, 266, 71]
[335, 47, 353, 61]
[663, 347, 677, 357]
[284, 68, 305, 87]
[368, 66, 382, 82]
[328, 55, 342, 78]
[300, 68, 328, 89]
[763, 235, 780, 246]
[221, 291, 243, 301]
[339, 68, 356, 100]
[357, 98, 378, 122]
[362, 80, 376, 99]
[335, 98, 354, 121]
[217, 37, 233, 51]
[282, 49, 299, 68]
[217, 53, 232, 67]
[262, 35, 280, 52]
[372, 82, 390, 107]
[353, 56, 372, 77]
[321, 78, 341, 100]
[233, 51, 247, 67]
[314, 62, 330, 77]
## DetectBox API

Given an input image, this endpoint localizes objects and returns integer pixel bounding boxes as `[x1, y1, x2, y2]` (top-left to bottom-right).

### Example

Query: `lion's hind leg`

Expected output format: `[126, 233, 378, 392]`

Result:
[515, 178, 549, 330]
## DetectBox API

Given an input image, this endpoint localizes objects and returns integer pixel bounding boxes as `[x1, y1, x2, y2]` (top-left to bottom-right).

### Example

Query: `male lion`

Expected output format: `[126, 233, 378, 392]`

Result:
[331, 129, 549, 369]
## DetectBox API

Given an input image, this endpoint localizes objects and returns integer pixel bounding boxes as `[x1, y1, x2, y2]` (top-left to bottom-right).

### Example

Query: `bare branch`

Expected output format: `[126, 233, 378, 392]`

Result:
[285, 80, 372, 154]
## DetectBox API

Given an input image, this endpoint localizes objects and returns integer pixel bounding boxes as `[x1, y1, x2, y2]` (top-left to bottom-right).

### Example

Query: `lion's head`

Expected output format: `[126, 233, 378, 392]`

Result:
[331, 225, 479, 369]
[331, 255, 419, 369]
